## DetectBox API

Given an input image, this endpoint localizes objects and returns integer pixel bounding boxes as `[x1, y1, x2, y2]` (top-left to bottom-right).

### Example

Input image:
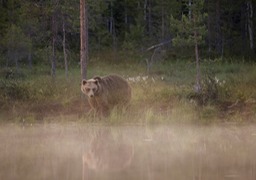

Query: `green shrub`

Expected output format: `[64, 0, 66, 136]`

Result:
[0, 80, 30, 100]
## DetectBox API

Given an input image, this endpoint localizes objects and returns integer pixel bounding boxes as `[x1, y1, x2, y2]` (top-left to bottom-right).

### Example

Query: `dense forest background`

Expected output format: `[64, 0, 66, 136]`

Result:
[0, 0, 256, 124]
[0, 0, 255, 74]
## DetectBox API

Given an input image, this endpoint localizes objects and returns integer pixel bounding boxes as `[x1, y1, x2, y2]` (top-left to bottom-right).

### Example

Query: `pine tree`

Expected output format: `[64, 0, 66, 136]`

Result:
[171, 0, 207, 93]
[3, 24, 31, 70]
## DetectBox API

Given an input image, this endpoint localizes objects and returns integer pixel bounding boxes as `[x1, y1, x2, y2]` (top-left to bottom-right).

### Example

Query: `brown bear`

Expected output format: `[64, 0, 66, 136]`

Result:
[81, 74, 131, 116]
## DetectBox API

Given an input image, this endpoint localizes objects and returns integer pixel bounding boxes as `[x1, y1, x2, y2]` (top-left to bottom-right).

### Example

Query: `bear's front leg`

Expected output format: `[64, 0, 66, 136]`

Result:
[99, 104, 110, 117]
[95, 97, 110, 117]
[88, 98, 100, 118]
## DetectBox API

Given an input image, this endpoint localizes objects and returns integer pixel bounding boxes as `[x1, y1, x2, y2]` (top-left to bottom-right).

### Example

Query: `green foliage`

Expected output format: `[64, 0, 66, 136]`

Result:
[0, 80, 30, 101]
[0, 0, 255, 66]
[2, 24, 32, 63]
[170, 0, 207, 48]
[123, 21, 145, 50]
[188, 73, 219, 106]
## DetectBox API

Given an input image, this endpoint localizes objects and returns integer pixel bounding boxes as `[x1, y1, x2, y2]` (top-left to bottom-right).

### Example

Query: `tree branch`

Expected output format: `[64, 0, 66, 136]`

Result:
[146, 40, 171, 51]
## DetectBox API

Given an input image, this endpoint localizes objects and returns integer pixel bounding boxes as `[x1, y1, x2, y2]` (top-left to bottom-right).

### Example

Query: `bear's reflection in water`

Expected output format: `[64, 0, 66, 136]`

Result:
[1, 125, 256, 180]
[82, 128, 134, 179]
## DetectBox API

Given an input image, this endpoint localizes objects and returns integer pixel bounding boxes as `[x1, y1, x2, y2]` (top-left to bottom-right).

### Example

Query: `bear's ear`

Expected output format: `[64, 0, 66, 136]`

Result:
[93, 76, 102, 84]
[82, 79, 87, 85]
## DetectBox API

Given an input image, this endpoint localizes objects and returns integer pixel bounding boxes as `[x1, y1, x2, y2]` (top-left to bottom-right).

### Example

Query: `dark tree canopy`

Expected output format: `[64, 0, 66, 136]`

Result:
[0, 0, 255, 70]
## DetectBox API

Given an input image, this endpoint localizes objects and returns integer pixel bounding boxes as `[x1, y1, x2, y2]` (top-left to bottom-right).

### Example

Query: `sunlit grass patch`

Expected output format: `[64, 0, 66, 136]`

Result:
[167, 100, 197, 123]
[129, 76, 178, 102]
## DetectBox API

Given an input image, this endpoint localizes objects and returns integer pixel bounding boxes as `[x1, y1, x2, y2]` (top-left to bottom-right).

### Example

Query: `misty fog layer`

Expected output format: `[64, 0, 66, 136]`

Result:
[0, 124, 256, 180]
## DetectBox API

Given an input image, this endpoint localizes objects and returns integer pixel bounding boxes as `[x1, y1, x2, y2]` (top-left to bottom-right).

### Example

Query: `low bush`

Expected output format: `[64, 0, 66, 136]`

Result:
[0, 80, 30, 101]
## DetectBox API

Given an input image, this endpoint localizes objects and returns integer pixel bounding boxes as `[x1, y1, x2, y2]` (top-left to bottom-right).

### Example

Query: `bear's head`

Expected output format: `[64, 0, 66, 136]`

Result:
[81, 77, 102, 98]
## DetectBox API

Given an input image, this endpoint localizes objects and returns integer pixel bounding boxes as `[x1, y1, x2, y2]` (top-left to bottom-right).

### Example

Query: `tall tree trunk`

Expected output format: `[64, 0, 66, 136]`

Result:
[62, 16, 68, 80]
[110, 1, 116, 51]
[144, 0, 152, 37]
[109, 1, 113, 34]
[188, 0, 192, 20]
[207, 0, 212, 53]
[109, 1, 117, 59]
[147, 0, 152, 37]
[215, 0, 222, 56]
[15, 53, 19, 72]
[112, 18, 117, 59]
[52, 35, 56, 78]
[28, 49, 32, 70]
[51, 0, 57, 79]
[144, 0, 147, 21]
[124, 0, 128, 31]
[247, 1, 254, 50]
[194, 30, 201, 93]
[161, 5, 165, 39]
[241, 4, 247, 53]
[80, 0, 88, 80]
[27, 34, 32, 70]
[6, 49, 10, 67]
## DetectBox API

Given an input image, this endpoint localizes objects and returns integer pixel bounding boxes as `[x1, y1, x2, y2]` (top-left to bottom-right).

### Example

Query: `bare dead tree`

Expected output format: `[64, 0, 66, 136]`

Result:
[145, 40, 171, 73]
[145, 47, 161, 73]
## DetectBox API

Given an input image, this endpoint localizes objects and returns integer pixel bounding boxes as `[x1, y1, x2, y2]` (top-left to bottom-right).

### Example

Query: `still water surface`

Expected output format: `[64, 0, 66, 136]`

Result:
[0, 123, 256, 180]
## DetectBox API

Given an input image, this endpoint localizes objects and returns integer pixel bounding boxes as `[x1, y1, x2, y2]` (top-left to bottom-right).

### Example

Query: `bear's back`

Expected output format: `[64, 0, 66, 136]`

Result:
[101, 75, 131, 105]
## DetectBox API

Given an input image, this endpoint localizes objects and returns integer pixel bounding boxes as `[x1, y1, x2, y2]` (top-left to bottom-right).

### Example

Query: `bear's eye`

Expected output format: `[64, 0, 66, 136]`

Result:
[85, 88, 90, 93]
[92, 88, 96, 92]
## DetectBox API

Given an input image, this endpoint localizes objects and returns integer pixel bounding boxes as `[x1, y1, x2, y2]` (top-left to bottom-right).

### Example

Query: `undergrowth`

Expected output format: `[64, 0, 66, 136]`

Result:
[0, 59, 256, 124]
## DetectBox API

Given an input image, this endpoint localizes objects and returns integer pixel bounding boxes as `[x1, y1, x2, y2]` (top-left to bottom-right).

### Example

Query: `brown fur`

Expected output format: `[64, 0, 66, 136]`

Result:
[81, 74, 131, 116]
